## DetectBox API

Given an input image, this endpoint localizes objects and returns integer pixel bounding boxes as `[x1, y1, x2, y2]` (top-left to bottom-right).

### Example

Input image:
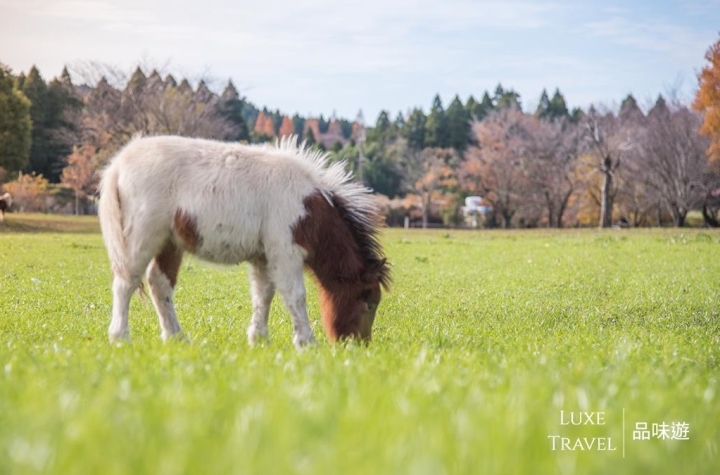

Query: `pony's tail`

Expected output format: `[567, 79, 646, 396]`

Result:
[98, 164, 129, 281]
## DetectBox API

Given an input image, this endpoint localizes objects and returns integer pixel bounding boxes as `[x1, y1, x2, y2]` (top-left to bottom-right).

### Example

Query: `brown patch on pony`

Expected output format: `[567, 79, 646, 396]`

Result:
[173, 210, 202, 252]
[292, 191, 390, 341]
[155, 240, 183, 287]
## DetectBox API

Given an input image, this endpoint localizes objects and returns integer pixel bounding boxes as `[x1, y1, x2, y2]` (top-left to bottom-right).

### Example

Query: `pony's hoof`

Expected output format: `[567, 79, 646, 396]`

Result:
[247, 326, 270, 346]
[108, 332, 131, 345]
[162, 331, 190, 344]
[293, 332, 317, 349]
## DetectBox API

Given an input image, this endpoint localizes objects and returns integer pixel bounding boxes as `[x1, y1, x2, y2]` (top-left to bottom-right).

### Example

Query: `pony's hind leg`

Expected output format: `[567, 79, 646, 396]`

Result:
[108, 275, 140, 342]
[247, 259, 275, 345]
[146, 241, 186, 341]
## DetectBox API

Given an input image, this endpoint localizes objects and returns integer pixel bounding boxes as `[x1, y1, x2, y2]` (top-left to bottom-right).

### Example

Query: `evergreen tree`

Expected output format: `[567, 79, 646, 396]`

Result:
[535, 89, 551, 119]
[317, 115, 329, 134]
[494, 83, 521, 110]
[339, 118, 353, 139]
[393, 112, 406, 132]
[465, 95, 479, 118]
[21, 66, 50, 178]
[570, 107, 584, 123]
[370, 110, 392, 144]
[292, 114, 305, 140]
[403, 108, 426, 151]
[305, 128, 317, 147]
[445, 95, 470, 152]
[478, 91, 494, 118]
[619, 94, 644, 123]
[364, 155, 403, 197]
[218, 80, 249, 141]
[648, 95, 670, 120]
[548, 88, 569, 119]
[425, 94, 449, 148]
[0, 63, 32, 173]
[466, 93, 494, 121]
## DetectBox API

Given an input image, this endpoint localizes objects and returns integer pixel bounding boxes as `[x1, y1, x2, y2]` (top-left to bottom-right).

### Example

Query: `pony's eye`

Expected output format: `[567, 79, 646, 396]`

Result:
[367, 302, 378, 311]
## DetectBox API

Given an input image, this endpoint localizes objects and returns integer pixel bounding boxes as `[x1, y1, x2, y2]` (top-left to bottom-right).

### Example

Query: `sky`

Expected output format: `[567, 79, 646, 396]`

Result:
[1, 0, 718, 123]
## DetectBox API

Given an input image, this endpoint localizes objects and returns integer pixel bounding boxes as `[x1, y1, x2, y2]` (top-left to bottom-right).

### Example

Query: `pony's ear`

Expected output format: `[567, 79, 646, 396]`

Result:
[362, 258, 387, 283]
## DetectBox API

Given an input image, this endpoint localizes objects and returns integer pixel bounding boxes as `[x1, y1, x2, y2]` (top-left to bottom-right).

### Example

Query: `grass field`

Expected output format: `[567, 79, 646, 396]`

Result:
[1, 214, 719, 474]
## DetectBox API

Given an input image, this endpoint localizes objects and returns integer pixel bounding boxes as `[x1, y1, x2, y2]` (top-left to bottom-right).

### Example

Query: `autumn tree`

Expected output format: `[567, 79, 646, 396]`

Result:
[277, 115, 295, 137]
[0, 63, 31, 175]
[61, 145, 98, 214]
[694, 35, 720, 163]
[461, 109, 533, 228]
[412, 148, 459, 228]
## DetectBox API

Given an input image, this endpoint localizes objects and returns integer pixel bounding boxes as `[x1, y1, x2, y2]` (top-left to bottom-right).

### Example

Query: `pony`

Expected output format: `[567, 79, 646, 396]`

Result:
[98, 135, 390, 347]
[0, 192, 11, 222]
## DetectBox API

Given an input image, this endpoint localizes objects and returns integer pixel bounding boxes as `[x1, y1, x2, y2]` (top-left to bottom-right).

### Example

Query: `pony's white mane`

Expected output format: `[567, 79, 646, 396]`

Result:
[269, 135, 379, 228]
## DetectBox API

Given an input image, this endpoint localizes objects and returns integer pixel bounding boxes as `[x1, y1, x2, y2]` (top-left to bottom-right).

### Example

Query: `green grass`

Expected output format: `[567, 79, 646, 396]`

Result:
[1, 214, 719, 474]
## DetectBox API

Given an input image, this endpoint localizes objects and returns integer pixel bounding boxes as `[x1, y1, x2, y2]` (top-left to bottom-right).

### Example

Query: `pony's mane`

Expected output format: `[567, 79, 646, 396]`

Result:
[271, 136, 391, 289]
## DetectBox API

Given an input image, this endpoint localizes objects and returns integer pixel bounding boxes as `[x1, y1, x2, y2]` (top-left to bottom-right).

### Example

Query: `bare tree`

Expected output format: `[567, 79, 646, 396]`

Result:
[583, 108, 632, 228]
[526, 118, 583, 227]
[638, 100, 711, 226]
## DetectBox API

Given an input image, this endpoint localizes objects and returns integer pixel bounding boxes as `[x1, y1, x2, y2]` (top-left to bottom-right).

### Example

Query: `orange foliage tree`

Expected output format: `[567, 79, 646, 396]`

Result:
[694, 35, 720, 163]
[61, 145, 98, 214]
[278, 116, 295, 137]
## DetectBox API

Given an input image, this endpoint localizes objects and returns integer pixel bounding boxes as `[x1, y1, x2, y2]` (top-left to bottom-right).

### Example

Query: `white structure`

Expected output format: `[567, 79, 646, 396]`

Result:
[461, 196, 491, 228]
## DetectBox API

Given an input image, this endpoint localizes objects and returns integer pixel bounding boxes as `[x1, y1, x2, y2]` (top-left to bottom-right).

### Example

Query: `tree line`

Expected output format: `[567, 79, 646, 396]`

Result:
[1, 34, 720, 226]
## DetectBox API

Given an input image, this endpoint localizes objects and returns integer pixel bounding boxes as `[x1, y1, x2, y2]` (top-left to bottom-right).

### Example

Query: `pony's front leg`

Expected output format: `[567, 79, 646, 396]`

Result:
[271, 257, 317, 348]
[108, 275, 139, 342]
[247, 260, 275, 345]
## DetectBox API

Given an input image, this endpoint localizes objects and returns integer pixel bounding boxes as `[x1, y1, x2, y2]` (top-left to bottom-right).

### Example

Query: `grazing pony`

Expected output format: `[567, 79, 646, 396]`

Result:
[98, 135, 390, 347]
[0, 192, 11, 222]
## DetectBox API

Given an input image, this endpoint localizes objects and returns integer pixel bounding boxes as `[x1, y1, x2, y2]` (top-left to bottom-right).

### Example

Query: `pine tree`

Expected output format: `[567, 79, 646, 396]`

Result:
[535, 89, 551, 119]
[371, 110, 391, 144]
[393, 112, 405, 132]
[446, 95, 470, 152]
[619, 94, 643, 124]
[478, 91, 495, 118]
[21, 66, 51, 178]
[292, 114, 305, 140]
[0, 63, 32, 173]
[465, 95, 479, 118]
[494, 83, 521, 110]
[218, 80, 249, 141]
[425, 94, 449, 148]
[548, 89, 569, 119]
[648, 95, 670, 121]
[403, 108, 426, 151]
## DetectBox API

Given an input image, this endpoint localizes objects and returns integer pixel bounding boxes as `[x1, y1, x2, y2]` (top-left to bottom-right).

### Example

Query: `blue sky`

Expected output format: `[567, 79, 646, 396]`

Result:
[1, 0, 718, 123]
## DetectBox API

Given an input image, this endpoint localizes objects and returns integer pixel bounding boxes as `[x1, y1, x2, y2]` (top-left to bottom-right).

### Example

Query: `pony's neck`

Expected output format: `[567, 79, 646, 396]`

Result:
[292, 192, 367, 289]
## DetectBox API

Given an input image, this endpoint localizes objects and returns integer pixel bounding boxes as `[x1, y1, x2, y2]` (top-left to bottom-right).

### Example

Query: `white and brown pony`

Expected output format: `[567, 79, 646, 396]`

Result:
[98, 135, 390, 347]
[0, 192, 11, 222]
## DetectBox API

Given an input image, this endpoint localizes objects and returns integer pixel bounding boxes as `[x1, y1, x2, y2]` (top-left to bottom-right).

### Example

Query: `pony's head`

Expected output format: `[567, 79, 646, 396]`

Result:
[293, 188, 391, 344]
[319, 258, 388, 342]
